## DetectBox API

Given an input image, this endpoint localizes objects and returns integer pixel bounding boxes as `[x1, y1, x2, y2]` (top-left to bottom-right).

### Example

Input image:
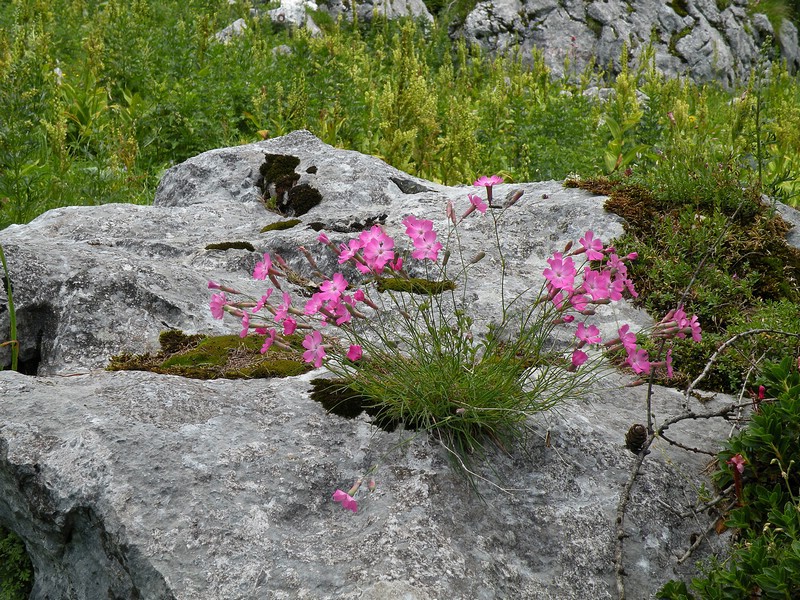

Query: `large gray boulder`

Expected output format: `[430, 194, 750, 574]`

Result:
[1, 130, 797, 598]
[459, 0, 800, 86]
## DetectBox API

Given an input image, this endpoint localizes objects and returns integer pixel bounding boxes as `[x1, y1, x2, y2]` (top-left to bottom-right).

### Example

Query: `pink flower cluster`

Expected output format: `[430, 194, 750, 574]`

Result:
[331, 477, 376, 513]
[543, 230, 701, 377]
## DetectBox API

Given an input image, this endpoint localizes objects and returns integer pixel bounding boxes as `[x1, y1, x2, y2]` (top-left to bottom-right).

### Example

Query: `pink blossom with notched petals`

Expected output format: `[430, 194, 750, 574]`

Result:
[254, 253, 279, 280]
[576, 322, 602, 345]
[402, 215, 433, 242]
[362, 237, 395, 272]
[282, 317, 297, 335]
[411, 230, 442, 262]
[260, 328, 277, 354]
[210, 293, 228, 319]
[239, 311, 250, 338]
[274, 292, 292, 323]
[581, 268, 612, 301]
[469, 193, 488, 213]
[319, 273, 348, 302]
[626, 347, 651, 374]
[347, 345, 363, 361]
[571, 349, 588, 367]
[338, 238, 363, 264]
[253, 289, 274, 313]
[473, 175, 504, 187]
[302, 330, 326, 367]
[578, 230, 605, 261]
[543, 253, 576, 292]
[332, 489, 358, 513]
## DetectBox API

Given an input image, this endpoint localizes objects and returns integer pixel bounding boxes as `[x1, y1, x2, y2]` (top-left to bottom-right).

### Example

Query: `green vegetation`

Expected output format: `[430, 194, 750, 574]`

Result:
[4, 0, 799, 231]
[107, 330, 313, 379]
[3, 0, 800, 595]
[658, 357, 800, 599]
[0, 526, 32, 600]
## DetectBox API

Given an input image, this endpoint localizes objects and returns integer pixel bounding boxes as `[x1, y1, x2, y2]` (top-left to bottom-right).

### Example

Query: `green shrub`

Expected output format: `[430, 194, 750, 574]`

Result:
[658, 356, 800, 599]
[0, 526, 33, 600]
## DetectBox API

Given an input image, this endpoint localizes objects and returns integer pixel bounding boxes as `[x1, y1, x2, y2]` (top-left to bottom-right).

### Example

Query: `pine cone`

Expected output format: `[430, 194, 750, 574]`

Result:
[625, 424, 648, 453]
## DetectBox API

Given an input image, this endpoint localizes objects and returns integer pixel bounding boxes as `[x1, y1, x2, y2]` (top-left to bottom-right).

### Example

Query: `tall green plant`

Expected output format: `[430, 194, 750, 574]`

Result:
[0, 243, 17, 371]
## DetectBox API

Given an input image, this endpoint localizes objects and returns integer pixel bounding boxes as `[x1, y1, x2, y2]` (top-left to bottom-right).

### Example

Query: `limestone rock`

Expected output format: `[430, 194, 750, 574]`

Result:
[459, 0, 800, 86]
[1, 131, 799, 598]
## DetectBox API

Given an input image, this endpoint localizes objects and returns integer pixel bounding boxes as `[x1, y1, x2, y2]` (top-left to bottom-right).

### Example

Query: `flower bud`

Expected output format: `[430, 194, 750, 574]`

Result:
[442, 249, 451, 267]
[503, 189, 524, 208]
[470, 252, 486, 264]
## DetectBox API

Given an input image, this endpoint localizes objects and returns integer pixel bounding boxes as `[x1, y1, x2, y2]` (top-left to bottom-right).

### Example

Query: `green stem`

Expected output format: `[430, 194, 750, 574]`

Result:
[0, 243, 18, 372]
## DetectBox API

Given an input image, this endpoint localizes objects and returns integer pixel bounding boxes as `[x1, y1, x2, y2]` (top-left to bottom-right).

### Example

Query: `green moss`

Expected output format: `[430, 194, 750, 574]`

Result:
[260, 153, 301, 189]
[669, 26, 692, 56]
[309, 377, 398, 430]
[376, 276, 456, 295]
[669, 0, 689, 18]
[260, 219, 302, 233]
[108, 331, 312, 380]
[286, 183, 322, 216]
[204, 241, 256, 252]
[585, 15, 604, 39]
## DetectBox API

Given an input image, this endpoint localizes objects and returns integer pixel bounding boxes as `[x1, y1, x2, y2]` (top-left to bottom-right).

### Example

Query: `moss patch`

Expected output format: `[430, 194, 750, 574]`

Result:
[107, 330, 312, 380]
[569, 177, 800, 393]
[310, 377, 398, 430]
[260, 219, 302, 233]
[205, 241, 256, 252]
[376, 276, 456, 295]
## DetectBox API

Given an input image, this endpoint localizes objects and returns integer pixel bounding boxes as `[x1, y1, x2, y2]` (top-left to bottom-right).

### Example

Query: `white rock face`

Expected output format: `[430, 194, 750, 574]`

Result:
[0, 131, 797, 598]
[458, 0, 800, 86]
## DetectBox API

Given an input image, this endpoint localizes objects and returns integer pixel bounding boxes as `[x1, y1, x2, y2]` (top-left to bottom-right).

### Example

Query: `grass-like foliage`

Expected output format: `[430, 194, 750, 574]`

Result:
[0, 243, 18, 371]
[658, 356, 800, 599]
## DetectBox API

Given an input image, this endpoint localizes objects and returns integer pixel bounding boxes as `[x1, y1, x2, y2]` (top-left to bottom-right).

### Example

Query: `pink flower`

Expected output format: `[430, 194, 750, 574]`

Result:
[569, 293, 590, 313]
[319, 273, 348, 302]
[240, 311, 250, 338]
[347, 345, 363, 361]
[688, 315, 702, 342]
[317, 232, 330, 245]
[283, 317, 297, 335]
[727, 454, 746, 474]
[304, 293, 326, 316]
[402, 215, 434, 242]
[338, 238, 363, 264]
[411, 230, 442, 262]
[208, 280, 222, 289]
[665, 348, 673, 378]
[576, 322, 602, 345]
[302, 330, 326, 367]
[543, 253, 576, 292]
[618, 324, 638, 353]
[254, 253, 278, 280]
[468, 193, 488, 214]
[578, 230, 605, 261]
[571, 349, 588, 367]
[473, 175, 504, 187]
[210, 293, 227, 319]
[274, 292, 292, 323]
[260, 328, 277, 354]
[362, 236, 395, 273]
[626, 347, 651, 374]
[253, 290, 273, 313]
[581, 268, 611, 301]
[332, 489, 358, 513]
